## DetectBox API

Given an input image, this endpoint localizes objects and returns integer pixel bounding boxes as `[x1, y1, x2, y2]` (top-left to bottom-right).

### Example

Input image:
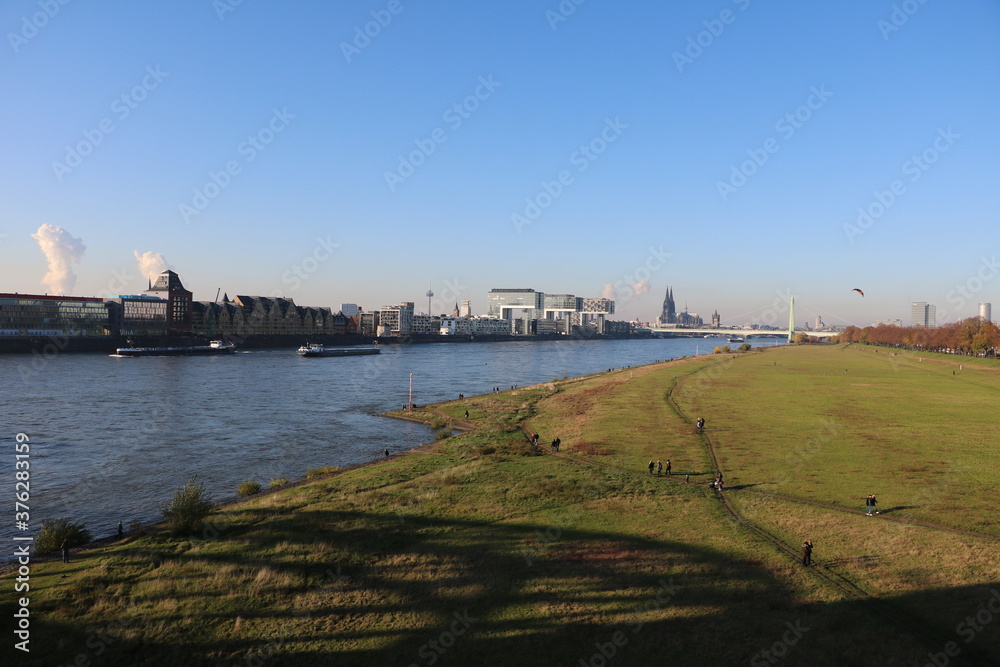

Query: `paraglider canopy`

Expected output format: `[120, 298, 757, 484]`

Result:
[852, 288, 864, 297]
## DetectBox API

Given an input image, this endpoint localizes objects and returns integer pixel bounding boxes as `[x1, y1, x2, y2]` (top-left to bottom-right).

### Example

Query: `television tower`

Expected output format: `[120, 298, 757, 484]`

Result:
[426, 286, 434, 316]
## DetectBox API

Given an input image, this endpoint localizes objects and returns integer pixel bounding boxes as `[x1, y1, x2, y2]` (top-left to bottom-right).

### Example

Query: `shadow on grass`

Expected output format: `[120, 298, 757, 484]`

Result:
[13, 504, 1000, 667]
[878, 505, 917, 515]
[725, 483, 769, 491]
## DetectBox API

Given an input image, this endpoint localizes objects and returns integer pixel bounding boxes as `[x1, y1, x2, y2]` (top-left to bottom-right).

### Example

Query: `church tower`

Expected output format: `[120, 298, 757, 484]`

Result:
[661, 287, 677, 324]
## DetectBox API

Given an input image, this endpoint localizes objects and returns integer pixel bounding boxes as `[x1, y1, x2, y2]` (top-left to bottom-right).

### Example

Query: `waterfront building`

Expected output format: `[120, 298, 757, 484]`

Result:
[412, 314, 442, 334]
[107, 295, 168, 336]
[460, 300, 472, 317]
[359, 311, 379, 336]
[439, 317, 471, 335]
[0, 293, 110, 336]
[341, 303, 360, 318]
[192, 296, 350, 337]
[378, 302, 414, 336]
[543, 294, 581, 334]
[439, 316, 510, 336]
[146, 270, 193, 334]
[486, 288, 617, 335]
[488, 289, 544, 320]
[911, 302, 937, 328]
[580, 297, 615, 334]
[711, 310, 721, 328]
[980, 303, 992, 323]
[488, 288, 544, 334]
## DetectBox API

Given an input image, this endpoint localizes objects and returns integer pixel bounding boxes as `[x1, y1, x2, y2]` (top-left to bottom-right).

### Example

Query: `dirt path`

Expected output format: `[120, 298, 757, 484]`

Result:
[514, 361, 984, 665]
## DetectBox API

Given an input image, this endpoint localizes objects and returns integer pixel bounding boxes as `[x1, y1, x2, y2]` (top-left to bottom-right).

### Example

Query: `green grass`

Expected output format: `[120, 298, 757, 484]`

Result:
[673, 344, 1000, 533]
[4, 346, 999, 666]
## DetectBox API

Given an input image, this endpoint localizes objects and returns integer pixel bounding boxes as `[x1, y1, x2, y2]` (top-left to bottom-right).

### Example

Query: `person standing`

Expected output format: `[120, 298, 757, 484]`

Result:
[648, 460, 655, 475]
[801, 540, 813, 566]
[61, 539, 69, 563]
[665, 459, 672, 475]
[655, 459, 662, 476]
[866, 493, 878, 515]
[117, 521, 124, 539]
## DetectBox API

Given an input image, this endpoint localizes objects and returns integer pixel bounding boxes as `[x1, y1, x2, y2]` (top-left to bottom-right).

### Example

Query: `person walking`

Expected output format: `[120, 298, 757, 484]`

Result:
[655, 459, 663, 476]
[117, 521, 124, 539]
[801, 540, 813, 566]
[665, 459, 672, 475]
[648, 460, 655, 475]
[464, 410, 469, 419]
[866, 493, 878, 515]
[61, 539, 69, 563]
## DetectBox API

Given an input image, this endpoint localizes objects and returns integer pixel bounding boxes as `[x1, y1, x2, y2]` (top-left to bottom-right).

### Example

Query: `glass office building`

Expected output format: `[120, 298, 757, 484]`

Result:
[0, 293, 110, 336]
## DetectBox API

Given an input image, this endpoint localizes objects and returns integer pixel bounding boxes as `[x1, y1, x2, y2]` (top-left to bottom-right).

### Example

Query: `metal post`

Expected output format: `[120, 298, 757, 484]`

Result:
[408, 373, 413, 410]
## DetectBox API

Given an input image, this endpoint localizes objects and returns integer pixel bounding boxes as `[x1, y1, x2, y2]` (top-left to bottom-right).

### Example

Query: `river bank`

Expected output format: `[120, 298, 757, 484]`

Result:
[7, 345, 998, 665]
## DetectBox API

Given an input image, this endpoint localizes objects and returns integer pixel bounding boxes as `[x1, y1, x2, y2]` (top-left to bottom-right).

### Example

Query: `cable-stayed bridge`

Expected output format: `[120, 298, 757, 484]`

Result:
[644, 296, 841, 341]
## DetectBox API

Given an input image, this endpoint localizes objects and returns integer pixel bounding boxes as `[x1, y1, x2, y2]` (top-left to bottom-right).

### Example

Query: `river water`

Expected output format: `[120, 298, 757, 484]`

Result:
[2, 336, 775, 548]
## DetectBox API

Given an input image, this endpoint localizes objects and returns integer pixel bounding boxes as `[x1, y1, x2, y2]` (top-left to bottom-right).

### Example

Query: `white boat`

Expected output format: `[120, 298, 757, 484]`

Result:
[297, 343, 380, 357]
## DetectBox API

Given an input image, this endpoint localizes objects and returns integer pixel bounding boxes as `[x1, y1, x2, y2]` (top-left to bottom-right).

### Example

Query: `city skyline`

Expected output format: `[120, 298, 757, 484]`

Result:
[2, 2, 998, 327]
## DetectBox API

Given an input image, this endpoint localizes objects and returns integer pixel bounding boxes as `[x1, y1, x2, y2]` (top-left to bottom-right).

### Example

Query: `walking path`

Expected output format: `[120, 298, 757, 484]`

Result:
[508, 358, 987, 665]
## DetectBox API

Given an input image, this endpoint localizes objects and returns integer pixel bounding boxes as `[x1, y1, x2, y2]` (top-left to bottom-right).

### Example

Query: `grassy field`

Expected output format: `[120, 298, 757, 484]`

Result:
[3, 344, 999, 666]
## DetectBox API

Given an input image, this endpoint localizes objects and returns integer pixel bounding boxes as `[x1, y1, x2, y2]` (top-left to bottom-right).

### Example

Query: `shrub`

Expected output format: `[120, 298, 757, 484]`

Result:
[738, 343, 752, 352]
[36, 518, 91, 555]
[510, 440, 540, 456]
[575, 441, 608, 456]
[713, 346, 722, 354]
[433, 425, 453, 440]
[237, 480, 261, 497]
[161, 477, 215, 535]
[268, 477, 290, 489]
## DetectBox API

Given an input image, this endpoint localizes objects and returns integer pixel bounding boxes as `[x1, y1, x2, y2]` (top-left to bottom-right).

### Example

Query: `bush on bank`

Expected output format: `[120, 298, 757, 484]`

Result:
[161, 477, 215, 535]
[36, 518, 92, 555]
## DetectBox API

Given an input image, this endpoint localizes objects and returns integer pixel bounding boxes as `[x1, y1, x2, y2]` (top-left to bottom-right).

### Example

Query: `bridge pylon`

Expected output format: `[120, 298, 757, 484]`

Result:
[787, 296, 795, 343]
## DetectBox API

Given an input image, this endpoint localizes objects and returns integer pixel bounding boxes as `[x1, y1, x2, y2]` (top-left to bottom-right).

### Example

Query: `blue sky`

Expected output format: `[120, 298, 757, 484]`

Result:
[1, 0, 998, 327]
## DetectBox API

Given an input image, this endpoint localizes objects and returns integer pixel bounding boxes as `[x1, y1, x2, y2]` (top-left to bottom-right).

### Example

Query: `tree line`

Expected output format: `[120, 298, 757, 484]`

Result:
[839, 318, 1000, 356]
